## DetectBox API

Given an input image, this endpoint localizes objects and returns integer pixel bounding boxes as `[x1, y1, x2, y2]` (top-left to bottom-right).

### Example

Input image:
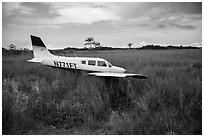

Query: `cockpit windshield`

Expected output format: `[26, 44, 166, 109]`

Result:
[107, 61, 112, 67]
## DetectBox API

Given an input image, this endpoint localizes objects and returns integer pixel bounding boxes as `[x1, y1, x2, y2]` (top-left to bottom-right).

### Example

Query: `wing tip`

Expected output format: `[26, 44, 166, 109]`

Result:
[139, 75, 148, 79]
[126, 74, 148, 79]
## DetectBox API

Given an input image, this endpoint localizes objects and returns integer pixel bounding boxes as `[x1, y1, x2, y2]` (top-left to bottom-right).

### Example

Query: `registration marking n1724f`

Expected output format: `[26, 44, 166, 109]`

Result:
[53, 61, 77, 69]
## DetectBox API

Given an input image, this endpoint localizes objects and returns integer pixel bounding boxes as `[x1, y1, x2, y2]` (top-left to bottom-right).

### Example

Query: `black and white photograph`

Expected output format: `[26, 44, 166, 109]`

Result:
[2, 1, 202, 135]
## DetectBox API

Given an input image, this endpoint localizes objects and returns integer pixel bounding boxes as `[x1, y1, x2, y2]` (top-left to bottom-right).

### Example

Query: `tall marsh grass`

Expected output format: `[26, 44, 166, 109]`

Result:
[2, 49, 202, 134]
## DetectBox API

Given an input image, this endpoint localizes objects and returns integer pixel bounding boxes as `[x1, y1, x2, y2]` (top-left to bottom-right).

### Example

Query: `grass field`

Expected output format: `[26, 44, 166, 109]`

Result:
[2, 49, 202, 134]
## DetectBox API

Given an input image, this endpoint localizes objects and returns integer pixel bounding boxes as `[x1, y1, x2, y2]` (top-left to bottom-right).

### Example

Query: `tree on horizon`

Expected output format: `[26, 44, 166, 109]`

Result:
[9, 44, 16, 50]
[128, 43, 133, 49]
[84, 37, 95, 49]
[93, 41, 101, 48]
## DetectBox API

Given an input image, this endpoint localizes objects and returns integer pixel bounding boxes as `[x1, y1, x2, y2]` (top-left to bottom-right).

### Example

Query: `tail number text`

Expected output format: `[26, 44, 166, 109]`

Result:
[53, 61, 77, 69]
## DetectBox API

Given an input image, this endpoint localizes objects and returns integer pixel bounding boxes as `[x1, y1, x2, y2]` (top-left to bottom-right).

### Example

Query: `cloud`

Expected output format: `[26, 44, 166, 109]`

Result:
[3, 2, 120, 27]
[156, 24, 166, 29]
[19, 2, 59, 18]
[3, 2, 58, 19]
[54, 4, 120, 25]
[106, 2, 201, 31]
[37, 24, 62, 29]
[154, 22, 196, 30]
[2, 2, 201, 30]
[169, 23, 196, 30]
[168, 2, 202, 15]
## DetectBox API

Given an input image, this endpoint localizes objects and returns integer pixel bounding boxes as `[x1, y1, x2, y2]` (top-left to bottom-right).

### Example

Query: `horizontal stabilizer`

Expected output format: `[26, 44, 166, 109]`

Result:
[88, 72, 148, 79]
[27, 58, 42, 63]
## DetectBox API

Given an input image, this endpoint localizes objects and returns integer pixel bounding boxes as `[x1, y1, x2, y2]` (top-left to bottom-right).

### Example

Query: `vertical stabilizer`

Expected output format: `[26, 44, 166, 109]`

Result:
[30, 35, 54, 59]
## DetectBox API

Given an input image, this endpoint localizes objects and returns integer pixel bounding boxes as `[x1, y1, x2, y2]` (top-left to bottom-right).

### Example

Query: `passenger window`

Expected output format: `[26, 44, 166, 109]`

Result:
[88, 60, 96, 66]
[81, 60, 86, 64]
[97, 61, 107, 67]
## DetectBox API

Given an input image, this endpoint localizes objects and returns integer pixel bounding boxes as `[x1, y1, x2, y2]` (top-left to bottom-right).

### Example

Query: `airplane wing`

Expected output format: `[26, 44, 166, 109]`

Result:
[88, 72, 148, 79]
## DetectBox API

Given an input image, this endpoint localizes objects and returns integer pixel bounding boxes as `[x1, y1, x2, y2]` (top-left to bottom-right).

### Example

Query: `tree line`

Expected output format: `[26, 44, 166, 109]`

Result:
[3, 38, 200, 54]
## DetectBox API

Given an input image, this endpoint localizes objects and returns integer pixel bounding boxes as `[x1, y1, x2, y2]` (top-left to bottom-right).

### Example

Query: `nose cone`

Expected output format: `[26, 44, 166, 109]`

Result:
[121, 68, 126, 73]
[111, 66, 126, 73]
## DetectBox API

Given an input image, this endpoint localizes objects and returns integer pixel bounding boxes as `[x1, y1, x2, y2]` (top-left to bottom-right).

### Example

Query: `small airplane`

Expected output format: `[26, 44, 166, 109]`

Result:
[28, 35, 147, 79]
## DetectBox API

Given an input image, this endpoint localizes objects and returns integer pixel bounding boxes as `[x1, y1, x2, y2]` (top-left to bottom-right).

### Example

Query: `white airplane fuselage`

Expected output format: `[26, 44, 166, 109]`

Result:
[38, 56, 126, 73]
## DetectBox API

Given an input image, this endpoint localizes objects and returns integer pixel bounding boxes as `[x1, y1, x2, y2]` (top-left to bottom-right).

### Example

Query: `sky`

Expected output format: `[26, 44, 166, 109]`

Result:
[2, 2, 202, 49]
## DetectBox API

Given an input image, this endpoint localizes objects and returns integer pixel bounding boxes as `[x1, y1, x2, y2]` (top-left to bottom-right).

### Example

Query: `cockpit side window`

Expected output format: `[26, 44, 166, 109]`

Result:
[97, 61, 107, 67]
[88, 60, 96, 66]
[81, 60, 86, 64]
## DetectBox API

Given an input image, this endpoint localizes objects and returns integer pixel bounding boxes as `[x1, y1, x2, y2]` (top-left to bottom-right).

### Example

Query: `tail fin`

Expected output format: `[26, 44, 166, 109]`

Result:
[30, 35, 54, 59]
